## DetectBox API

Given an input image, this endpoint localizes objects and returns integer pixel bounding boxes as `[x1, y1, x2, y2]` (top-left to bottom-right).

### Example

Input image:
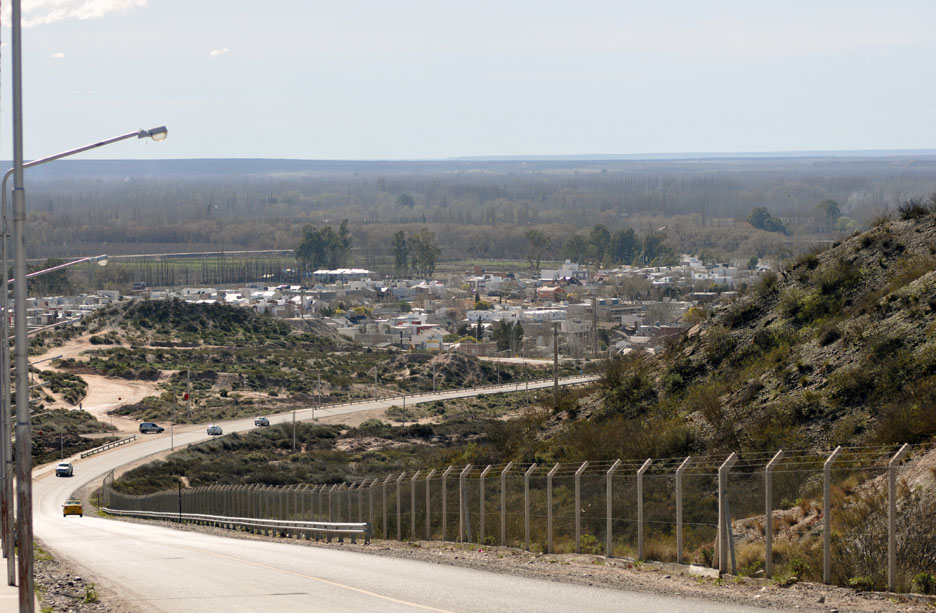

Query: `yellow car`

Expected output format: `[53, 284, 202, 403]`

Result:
[63, 499, 83, 518]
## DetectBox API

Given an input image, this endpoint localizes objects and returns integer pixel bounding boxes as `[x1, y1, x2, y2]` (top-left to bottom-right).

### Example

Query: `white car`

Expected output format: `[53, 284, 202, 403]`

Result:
[254, 416, 270, 427]
[55, 462, 73, 477]
[206, 425, 223, 436]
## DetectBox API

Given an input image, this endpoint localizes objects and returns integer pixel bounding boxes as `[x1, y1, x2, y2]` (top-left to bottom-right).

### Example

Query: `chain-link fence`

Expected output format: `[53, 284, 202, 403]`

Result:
[102, 443, 936, 593]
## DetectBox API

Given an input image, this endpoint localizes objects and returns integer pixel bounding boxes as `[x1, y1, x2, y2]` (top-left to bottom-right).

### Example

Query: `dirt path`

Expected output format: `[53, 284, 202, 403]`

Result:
[32, 333, 162, 434]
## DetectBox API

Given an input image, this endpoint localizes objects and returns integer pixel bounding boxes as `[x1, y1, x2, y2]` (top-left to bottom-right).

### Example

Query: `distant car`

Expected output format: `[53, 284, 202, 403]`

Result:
[207, 424, 223, 436]
[254, 416, 270, 427]
[55, 462, 73, 477]
[63, 498, 83, 518]
[139, 422, 165, 434]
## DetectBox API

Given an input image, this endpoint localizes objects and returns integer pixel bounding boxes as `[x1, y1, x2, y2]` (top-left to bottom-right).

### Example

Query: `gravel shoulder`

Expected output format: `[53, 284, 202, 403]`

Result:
[97, 513, 936, 613]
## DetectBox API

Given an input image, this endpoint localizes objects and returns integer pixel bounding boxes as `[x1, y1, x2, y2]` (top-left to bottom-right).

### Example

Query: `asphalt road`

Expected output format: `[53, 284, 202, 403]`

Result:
[32, 376, 774, 612]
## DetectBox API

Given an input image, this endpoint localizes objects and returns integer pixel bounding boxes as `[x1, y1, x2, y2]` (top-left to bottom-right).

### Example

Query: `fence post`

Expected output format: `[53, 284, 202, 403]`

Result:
[410, 471, 421, 540]
[500, 462, 513, 547]
[396, 472, 406, 541]
[318, 484, 325, 523]
[329, 484, 337, 524]
[459, 464, 472, 543]
[369, 479, 377, 532]
[637, 459, 652, 561]
[823, 446, 842, 584]
[479, 465, 492, 545]
[606, 459, 621, 558]
[358, 479, 364, 522]
[524, 463, 537, 551]
[442, 466, 453, 541]
[675, 456, 690, 564]
[547, 464, 560, 554]
[347, 482, 354, 524]
[383, 474, 392, 539]
[574, 461, 588, 554]
[717, 452, 738, 573]
[425, 469, 436, 540]
[888, 443, 909, 592]
[764, 450, 784, 578]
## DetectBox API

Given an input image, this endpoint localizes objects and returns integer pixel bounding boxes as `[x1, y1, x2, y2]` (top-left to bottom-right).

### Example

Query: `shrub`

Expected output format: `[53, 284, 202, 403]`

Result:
[912, 571, 936, 594]
[897, 198, 931, 220]
[847, 576, 875, 591]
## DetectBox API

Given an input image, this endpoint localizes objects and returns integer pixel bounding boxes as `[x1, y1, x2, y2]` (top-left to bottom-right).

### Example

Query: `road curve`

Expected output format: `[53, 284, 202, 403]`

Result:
[32, 377, 773, 612]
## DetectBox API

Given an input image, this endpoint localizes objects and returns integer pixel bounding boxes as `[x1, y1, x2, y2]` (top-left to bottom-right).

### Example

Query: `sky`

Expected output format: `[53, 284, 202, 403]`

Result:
[0, 0, 935, 160]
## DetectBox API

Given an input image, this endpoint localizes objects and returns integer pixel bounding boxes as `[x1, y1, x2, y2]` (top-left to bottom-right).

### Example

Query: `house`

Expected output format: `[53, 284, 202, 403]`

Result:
[536, 286, 565, 302]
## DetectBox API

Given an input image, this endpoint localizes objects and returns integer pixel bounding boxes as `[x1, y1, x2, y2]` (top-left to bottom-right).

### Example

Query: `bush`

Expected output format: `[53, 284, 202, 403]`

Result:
[913, 571, 936, 594]
[897, 198, 931, 220]
[847, 576, 875, 591]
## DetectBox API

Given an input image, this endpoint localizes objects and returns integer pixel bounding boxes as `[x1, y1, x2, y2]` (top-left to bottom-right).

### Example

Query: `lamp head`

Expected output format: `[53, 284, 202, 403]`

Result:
[95, 255, 109, 267]
[139, 126, 168, 142]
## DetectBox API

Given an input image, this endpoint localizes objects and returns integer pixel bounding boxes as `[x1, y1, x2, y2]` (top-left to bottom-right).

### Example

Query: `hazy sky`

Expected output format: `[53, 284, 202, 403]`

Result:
[1, 0, 935, 159]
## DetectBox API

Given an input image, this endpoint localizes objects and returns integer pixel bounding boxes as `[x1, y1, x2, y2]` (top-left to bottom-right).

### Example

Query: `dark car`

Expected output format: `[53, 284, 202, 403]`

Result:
[139, 422, 165, 434]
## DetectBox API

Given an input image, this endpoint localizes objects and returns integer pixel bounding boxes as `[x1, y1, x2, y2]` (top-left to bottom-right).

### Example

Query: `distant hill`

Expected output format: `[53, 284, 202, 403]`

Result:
[7, 150, 936, 179]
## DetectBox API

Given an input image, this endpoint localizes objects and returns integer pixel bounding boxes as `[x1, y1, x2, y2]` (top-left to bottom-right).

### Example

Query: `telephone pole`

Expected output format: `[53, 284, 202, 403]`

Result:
[553, 322, 559, 409]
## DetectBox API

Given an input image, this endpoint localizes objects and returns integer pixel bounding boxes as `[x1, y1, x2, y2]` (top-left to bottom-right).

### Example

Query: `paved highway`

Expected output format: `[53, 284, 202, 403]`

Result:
[32, 377, 773, 611]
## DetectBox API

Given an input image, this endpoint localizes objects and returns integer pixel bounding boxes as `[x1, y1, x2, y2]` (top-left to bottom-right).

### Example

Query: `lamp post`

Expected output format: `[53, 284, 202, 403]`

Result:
[0, 121, 164, 602]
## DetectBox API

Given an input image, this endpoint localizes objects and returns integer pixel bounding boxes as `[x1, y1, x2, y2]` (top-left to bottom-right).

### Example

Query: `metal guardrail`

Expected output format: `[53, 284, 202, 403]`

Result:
[80, 435, 136, 458]
[102, 508, 371, 544]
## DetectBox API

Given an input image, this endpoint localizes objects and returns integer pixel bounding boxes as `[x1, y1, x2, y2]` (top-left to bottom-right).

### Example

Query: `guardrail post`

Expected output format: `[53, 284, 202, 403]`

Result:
[524, 463, 537, 551]
[823, 446, 842, 583]
[606, 459, 621, 558]
[637, 458, 652, 561]
[396, 472, 406, 541]
[547, 463, 560, 554]
[574, 461, 588, 553]
[458, 464, 472, 543]
[764, 450, 784, 578]
[382, 474, 392, 539]
[717, 453, 738, 573]
[479, 465, 492, 545]
[500, 462, 513, 546]
[410, 471, 421, 540]
[888, 443, 908, 592]
[675, 456, 690, 564]
[442, 466, 453, 541]
[425, 469, 436, 540]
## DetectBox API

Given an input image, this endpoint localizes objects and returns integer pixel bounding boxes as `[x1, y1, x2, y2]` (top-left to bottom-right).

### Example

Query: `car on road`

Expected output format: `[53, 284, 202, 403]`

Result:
[62, 498, 83, 517]
[55, 462, 73, 477]
[254, 416, 270, 427]
[207, 424, 223, 436]
[139, 422, 165, 434]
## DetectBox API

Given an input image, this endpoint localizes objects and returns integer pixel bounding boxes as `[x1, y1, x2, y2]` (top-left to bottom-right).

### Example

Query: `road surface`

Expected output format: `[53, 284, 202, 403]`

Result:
[31, 376, 773, 611]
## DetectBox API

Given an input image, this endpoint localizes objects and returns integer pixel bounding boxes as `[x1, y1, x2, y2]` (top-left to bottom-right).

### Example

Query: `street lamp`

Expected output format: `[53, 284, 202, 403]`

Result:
[0, 122, 164, 600]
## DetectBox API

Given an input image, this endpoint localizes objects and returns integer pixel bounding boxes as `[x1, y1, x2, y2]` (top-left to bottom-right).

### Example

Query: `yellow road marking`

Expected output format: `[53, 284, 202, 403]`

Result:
[198, 548, 455, 612]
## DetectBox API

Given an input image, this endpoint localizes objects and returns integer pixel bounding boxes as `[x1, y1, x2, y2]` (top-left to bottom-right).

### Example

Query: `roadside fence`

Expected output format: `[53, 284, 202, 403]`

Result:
[101, 443, 936, 593]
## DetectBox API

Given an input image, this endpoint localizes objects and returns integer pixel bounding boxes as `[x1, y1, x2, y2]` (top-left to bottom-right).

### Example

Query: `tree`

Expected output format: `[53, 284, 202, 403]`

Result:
[492, 320, 514, 351]
[524, 229, 550, 276]
[610, 228, 638, 264]
[396, 193, 416, 208]
[747, 207, 787, 234]
[814, 199, 841, 230]
[391, 230, 409, 277]
[295, 220, 352, 272]
[587, 224, 611, 264]
[561, 235, 588, 263]
[407, 228, 441, 277]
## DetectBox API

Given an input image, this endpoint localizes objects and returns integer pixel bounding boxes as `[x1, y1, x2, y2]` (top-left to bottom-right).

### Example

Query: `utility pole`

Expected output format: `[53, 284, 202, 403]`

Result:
[292, 409, 296, 452]
[553, 323, 559, 409]
[315, 370, 320, 421]
[11, 0, 35, 604]
[592, 295, 598, 358]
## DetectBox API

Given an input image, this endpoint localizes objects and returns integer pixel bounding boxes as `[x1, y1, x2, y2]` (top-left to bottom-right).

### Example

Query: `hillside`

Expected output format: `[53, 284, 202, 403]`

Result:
[545, 212, 936, 463]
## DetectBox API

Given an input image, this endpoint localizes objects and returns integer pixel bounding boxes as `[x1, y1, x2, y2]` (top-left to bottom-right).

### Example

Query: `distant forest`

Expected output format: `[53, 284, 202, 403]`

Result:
[21, 156, 936, 268]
